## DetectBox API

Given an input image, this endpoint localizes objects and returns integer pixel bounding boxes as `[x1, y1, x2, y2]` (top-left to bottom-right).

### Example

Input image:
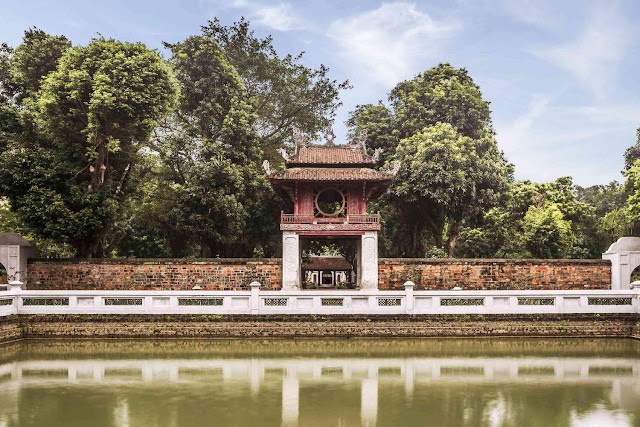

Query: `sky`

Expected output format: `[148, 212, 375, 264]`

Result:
[1, 0, 639, 186]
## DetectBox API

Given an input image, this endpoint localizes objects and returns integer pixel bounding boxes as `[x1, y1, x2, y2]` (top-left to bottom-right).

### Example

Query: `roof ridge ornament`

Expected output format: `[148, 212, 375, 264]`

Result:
[384, 160, 401, 175]
[276, 148, 290, 161]
[323, 126, 336, 146]
[372, 148, 383, 162]
[293, 128, 310, 153]
[262, 160, 275, 176]
[348, 129, 368, 151]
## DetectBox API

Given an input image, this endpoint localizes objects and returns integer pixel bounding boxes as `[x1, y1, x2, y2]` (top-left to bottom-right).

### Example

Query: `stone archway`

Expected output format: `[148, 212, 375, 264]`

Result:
[0, 233, 36, 283]
[602, 237, 640, 290]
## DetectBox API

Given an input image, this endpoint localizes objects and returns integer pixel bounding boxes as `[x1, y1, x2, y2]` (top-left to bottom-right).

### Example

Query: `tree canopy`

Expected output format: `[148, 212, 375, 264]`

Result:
[0, 33, 177, 256]
[0, 26, 637, 260]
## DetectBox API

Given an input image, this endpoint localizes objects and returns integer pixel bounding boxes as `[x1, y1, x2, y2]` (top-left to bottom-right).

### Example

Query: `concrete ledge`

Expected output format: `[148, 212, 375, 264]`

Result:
[0, 316, 23, 343]
[5, 313, 637, 341]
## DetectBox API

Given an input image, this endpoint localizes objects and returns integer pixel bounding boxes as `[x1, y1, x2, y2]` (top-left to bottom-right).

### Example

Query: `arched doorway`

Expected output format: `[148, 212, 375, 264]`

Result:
[0, 262, 6, 284]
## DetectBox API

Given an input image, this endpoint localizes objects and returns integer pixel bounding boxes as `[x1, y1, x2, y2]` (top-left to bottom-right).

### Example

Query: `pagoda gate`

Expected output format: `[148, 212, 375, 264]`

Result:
[264, 131, 398, 290]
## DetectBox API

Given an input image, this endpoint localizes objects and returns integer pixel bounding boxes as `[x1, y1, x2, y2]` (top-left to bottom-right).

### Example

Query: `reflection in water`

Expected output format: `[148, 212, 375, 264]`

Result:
[0, 339, 638, 427]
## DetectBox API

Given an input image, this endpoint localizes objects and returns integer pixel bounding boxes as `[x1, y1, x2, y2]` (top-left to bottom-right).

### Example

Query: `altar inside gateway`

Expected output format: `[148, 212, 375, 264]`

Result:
[303, 255, 354, 288]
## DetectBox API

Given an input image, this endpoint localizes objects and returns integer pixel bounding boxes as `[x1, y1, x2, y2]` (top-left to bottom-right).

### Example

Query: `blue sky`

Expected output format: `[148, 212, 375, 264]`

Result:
[1, 0, 639, 186]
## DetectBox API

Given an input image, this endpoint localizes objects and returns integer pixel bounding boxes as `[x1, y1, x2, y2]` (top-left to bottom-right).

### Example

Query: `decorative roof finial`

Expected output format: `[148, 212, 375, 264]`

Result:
[262, 160, 275, 175]
[293, 128, 309, 152]
[277, 148, 290, 161]
[323, 126, 336, 146]
[349, 129, 368, 151]
[385, 160, 401, 175]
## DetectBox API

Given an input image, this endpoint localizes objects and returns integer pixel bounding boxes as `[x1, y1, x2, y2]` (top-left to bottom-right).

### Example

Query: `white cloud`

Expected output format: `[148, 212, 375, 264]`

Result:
[254, 3, 304, 31]
[565, 104, 640, 124]
[496, 93, 633, 185]
[503, 0, 557, 30]
[529, 3, 630, 99]
[498, 93, 553, 151]
[231, 1, 306, 31]
[327, 2, 459, 86]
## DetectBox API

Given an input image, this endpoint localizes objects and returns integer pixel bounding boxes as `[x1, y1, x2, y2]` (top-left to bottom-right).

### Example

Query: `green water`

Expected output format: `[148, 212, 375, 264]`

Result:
[0, 338, 639, 426]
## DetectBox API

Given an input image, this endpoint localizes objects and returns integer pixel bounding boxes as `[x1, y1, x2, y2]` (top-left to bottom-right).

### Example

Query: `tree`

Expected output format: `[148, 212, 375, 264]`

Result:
[575, 181, 626, 217]
[387, 122, 510, 256]
[201, 18, 350, 162]
[0, 34, 177, 257]
[390, 63, 492, 140]
[624, 127, 640, 170]
[151, 34, 274, 257]
[522, 203, 575, 258]
[347, 102, 397, 164]
[10, 28, 71, 99]
[455, 177, 610, 259]
[347, 63, 508, 257]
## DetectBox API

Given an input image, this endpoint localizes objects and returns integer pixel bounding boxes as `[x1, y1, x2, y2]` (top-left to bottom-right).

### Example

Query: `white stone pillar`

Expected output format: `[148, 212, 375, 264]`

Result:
[603, 252, 626, 290]
[282, 232, 300, 290]
[281, 377, 299, 427]
[6, 246, 20, 282]
[360, 232, 379, 290]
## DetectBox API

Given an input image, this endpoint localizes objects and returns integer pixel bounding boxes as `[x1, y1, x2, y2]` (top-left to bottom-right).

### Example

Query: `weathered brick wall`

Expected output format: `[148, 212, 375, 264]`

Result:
[378, 258, 611, 290]
[27, 257, 612, 291]
[27, 258, 282, 290]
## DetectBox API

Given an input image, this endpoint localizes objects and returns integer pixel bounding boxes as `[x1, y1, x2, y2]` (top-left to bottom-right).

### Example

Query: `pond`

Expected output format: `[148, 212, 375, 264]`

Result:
[0, 338, 639, 426]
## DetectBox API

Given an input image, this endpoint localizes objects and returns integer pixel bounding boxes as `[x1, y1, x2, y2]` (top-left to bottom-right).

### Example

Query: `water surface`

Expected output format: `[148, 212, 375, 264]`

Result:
[0, 338, 639, 426]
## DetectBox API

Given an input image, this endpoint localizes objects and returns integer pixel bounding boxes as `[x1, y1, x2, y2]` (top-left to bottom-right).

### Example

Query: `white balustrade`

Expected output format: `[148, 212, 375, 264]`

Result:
[0, 281, 637, 316]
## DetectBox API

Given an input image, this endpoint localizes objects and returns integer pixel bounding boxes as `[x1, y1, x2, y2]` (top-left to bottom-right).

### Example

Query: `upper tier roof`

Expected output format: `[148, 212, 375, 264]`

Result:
[263, 128, 399, 184]
[287, 144, 376, 166]
[267, 167, 395, 182]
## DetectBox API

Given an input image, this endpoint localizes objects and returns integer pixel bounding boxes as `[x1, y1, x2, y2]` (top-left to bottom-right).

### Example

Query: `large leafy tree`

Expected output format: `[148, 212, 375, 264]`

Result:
[0, 34, 177, 257]
[521, 202, 575, 258]
[388, 123, 510, 256]
[201, 18, 350, 162]
[390, 63, 492, 140]
[151, 34, 274, 257]
[350, 64, 509, 257]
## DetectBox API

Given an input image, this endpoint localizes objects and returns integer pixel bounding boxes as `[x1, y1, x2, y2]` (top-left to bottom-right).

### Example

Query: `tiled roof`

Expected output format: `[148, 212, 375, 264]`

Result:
[289, 145, 375, 165]
[269, 167, 394, 182]
[303, 256, 353, 271]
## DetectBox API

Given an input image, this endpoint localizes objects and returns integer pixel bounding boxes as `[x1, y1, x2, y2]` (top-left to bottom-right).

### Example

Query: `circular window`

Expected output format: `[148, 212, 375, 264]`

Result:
[315, 188, 346, 217]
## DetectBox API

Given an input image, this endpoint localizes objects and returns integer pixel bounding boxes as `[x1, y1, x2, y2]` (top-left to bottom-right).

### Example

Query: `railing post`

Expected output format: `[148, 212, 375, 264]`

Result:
[404, 281, 415, 315]
[7, 280, 24, 291]
[250, 282, 261, 315]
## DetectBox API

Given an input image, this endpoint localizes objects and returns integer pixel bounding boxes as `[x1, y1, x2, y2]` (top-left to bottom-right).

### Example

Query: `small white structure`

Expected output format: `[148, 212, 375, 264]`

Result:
[0, 233, 36, 284]
[602, 237, 640, 290]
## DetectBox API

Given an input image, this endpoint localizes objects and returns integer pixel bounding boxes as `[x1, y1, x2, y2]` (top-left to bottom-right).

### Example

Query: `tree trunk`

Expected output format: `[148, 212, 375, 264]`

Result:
[445, 221, 462, 257]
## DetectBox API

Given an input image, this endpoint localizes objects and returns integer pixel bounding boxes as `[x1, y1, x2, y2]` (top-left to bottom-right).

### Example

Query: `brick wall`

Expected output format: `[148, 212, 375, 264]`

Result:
[27, 257, 612, 291]
[27, 258, 282, 290]
[378, 258, 611, 290]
